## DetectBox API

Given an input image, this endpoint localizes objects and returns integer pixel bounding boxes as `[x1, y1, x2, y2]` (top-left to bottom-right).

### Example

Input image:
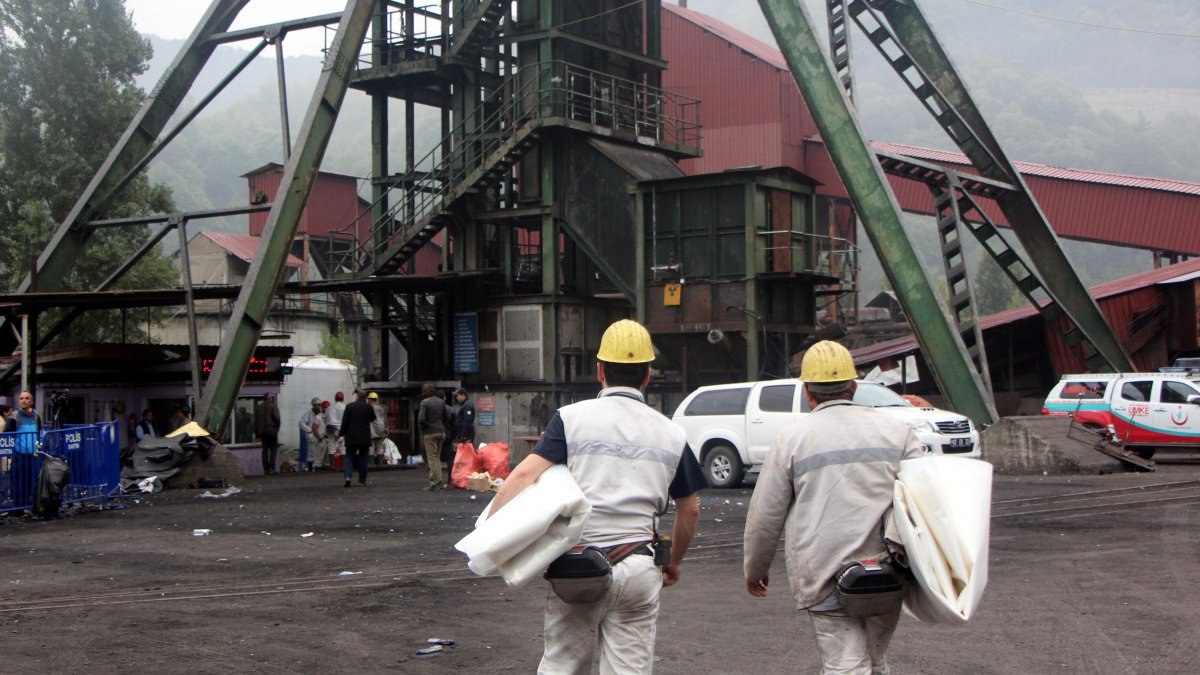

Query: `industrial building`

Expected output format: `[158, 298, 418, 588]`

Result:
[2, 1, 1200, 459]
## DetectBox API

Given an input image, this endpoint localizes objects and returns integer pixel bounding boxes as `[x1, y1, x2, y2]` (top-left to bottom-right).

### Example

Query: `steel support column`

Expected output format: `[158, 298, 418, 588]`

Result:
[757, 0, 996, 424]
[198, 0, 375, 435]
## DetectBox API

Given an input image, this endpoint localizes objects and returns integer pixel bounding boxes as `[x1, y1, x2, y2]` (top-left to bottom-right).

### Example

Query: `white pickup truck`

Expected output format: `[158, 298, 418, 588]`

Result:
[671, 379, 980, 488]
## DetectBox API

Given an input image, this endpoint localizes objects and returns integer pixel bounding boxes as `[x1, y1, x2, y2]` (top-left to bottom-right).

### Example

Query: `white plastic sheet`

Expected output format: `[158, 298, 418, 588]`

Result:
[892, 455, 992, 625]
[454, 465, 591, 587]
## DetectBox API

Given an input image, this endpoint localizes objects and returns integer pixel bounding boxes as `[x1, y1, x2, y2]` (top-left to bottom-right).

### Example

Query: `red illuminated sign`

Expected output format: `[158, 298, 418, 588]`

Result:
[201, 357, 270, 374]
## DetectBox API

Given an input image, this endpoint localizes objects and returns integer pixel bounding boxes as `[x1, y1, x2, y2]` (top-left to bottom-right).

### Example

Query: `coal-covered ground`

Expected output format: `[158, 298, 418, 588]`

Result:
[2, 459, 1199, 674]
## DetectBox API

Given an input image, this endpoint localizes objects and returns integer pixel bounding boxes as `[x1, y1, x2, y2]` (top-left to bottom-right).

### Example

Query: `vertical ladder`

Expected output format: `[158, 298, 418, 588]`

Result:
[826, 0, 855, 99]
[930, 172, 992, 393]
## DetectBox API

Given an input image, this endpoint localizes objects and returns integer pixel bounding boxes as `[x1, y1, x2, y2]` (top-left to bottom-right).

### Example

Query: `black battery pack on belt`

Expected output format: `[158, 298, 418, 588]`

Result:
[653, 533, 672, 566]
[833, 558, 907, 618]
[545, 547, 613, 604]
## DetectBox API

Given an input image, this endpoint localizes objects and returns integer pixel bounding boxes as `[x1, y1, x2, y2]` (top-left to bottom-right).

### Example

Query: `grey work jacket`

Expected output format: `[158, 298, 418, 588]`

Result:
[743, 400, 924, 609]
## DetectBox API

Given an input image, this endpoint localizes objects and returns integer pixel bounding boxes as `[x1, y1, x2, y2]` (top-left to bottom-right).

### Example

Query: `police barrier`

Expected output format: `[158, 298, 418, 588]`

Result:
[0, 422, 120, 514]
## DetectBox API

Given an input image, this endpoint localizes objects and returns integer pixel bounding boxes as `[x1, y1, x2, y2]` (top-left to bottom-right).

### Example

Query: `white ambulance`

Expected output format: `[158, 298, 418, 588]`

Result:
[1041, 372, 1200, 457]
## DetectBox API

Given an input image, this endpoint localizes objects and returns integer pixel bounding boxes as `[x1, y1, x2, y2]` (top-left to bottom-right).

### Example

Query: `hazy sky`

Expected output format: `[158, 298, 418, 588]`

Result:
[121, 1, 772, 57]
[123, 0, 349, 55]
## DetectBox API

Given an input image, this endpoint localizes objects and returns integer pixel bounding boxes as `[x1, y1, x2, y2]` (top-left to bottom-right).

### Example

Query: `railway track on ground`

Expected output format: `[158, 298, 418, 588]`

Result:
[991, 479, 1200, 521]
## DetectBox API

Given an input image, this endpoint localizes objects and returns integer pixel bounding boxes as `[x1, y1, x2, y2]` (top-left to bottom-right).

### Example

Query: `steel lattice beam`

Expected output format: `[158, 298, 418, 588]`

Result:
[757, 0, 997, 424]
[858, 0, 1133, 372]
[197, 0, 376, 436]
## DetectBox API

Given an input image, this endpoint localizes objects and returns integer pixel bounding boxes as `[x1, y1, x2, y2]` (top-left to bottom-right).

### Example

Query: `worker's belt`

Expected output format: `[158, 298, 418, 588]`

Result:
[544, 540, 653, 604]
[602, 541, 653, 561]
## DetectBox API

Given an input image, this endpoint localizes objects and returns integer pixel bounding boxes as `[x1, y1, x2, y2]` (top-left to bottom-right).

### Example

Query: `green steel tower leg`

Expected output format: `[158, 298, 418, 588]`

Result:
[198, 0, 375, 435]
[855, 1, 1133, 372]
[0, 0, 251, 352]
[757, 0, 996, 424]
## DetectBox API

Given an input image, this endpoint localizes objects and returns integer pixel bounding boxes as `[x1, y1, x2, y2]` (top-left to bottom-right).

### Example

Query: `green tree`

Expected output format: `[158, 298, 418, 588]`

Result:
[319, 318, 358, 362]
[0, 0, 178, 343]
[972, 251, 1022, 315]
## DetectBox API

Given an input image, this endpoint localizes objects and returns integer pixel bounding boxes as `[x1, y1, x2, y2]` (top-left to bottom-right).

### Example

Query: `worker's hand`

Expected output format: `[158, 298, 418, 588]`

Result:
[747, 576, 769, 597]
[662, 562, 682, 587]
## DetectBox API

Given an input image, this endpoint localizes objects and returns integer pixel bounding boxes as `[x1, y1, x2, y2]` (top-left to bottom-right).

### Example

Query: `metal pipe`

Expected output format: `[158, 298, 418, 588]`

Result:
[177, 217, 203, 409]
[275, 36, 292, 159]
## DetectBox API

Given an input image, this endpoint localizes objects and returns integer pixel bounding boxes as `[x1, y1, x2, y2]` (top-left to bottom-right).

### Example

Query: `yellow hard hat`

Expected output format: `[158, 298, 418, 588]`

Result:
[597, 319, 655, 364]
[367, 392, 378, 400]
[800, 340, 856, 385]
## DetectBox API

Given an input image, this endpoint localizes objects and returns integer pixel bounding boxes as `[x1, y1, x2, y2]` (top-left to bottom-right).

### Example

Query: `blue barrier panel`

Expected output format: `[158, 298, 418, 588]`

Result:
[0, 430, 39, 513]
[0, 423, 120, 514]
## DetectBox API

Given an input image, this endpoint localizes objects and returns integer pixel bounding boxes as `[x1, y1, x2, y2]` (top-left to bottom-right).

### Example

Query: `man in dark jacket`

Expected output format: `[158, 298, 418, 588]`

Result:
[339, 390, 376, 487]
[453, 388, 476, 444]
[418, 383, 447, 491]
[254, 393, 282, 475]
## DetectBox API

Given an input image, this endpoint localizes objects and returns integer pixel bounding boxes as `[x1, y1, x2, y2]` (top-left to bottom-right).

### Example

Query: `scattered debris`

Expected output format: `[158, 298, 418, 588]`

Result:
[135, 477, 161, 493]
[427, 638, 455, 646]
[300, 532, 314, 538]
[413, 645, 443, 656]
[198, 486, 242, 499]
[192, 529, 212, 536]
[338, 570, 363, 576]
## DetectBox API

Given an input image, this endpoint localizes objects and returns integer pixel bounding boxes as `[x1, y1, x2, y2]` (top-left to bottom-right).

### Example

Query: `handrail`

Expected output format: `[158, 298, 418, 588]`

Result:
[758, 229, 859, 283]
[329, 61, 702, 276]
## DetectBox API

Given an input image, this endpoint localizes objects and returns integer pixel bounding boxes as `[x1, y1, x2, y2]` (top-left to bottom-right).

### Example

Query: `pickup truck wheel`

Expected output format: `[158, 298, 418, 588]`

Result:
[704, 445, 744, 489]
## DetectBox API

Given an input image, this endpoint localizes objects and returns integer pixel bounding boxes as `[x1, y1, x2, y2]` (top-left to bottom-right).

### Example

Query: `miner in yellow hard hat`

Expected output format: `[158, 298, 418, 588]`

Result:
[490, 318, 705, 673]
[744, 339, 925, 674]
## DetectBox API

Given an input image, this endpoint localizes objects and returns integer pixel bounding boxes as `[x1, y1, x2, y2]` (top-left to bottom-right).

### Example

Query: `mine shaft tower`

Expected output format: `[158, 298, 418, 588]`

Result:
[4, 0, 1134, 437]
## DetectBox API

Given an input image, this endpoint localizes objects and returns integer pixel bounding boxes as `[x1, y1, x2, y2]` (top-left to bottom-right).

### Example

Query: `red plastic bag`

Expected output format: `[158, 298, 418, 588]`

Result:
[478, 442, 511, 480]
[451, 442, 484, 489]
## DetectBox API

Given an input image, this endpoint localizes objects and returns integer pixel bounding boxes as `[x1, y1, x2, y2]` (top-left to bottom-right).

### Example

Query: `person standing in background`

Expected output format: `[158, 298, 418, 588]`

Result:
[368, 392, 388, 465]
[255, 393, 282, 475]
[339, 390, 376, 487]
[298, 398, 325, 472]
[453, 388, 476, 445]
[417, 383, 448, 491]
[326, 391, 346, 464]
[135, 409, 157, 442]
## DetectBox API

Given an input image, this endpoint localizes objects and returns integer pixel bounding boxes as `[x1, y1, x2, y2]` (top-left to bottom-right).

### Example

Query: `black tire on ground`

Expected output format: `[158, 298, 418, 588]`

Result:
[703, 444, 744, 489]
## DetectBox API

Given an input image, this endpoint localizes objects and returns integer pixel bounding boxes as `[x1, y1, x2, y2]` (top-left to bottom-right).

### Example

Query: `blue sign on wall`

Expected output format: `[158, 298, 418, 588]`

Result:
[453, 312, 480, 374]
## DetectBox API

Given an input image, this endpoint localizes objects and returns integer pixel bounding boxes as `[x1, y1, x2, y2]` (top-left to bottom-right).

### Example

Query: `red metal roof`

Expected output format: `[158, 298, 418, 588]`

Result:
[663, 4, 787, 70]
[852, 256, 1200, 366]
[871, 142, 1200, 197]
[661, 5, 1200, 255]
[199, 232, 305, 270]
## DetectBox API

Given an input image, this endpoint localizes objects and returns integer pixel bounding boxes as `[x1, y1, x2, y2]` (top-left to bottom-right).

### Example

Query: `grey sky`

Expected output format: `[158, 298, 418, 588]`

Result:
[123, 0, 348, 55]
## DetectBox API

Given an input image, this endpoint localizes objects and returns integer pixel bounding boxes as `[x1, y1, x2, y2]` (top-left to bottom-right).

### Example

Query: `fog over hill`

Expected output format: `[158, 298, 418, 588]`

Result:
[134, 2, 1198, 288]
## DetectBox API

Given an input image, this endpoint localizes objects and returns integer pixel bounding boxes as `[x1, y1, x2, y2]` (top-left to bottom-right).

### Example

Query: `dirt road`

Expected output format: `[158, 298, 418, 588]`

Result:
[2, 463, 1199, 673]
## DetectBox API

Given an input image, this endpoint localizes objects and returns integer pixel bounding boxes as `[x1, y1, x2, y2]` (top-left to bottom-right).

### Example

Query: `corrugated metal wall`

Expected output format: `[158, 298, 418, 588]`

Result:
[246, 169, 368, 242]
[662, 9, 799, 177]
[663, 7, 1200, 255]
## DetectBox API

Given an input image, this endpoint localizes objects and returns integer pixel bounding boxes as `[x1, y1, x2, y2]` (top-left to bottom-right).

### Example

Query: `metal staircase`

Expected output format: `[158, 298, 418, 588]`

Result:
[330, 61, 700, 279]
[449, 0, 511, 60]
